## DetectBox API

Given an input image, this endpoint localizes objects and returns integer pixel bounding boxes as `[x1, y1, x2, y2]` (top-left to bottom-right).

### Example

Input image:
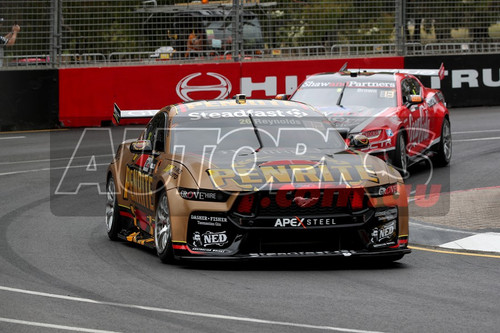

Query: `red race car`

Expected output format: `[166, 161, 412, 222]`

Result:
[281, 64, 451, 175]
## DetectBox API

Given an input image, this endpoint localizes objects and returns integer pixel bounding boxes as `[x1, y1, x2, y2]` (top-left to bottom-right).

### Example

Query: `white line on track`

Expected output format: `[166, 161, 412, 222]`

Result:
[454, 136, 500, 142]
[410, 220, 477, 235]
[452, 129, 500, 134]
[0, 285, 385, 333]
[0, 163, 109, 177]
[0, 154, 113, 166]
[0, 136, 26, 140]
[0, 317, 121, 333]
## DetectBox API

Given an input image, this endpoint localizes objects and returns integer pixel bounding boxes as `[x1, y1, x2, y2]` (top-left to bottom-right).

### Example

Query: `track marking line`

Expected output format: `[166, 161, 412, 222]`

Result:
[0, 128, 68, 134]
[0, 317, 121, 333]
[409, 245, 500, 259]
[0, 136, 26, 140]
[0, 154, 114, 166]
[0, 286, 385, 333]
[0, 163, 109, 177]
[452, 129, 500, 134]
[454, 136, 500, 142]
[410, 220, 477, 235]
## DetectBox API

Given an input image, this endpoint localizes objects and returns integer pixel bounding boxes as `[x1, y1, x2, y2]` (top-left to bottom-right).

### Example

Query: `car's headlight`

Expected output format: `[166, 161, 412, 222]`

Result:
[362, 129, 382, 140]
[178, 188, 229, 202]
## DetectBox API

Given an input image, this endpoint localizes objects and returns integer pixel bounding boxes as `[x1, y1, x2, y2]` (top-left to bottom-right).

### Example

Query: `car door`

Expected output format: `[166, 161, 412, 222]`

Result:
[401, 77, 431, 157]
[126, 113, 167, 233]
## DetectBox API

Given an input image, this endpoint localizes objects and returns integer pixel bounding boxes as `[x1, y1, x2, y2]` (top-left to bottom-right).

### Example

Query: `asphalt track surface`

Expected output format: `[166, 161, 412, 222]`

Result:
[1, 106, 499, 333]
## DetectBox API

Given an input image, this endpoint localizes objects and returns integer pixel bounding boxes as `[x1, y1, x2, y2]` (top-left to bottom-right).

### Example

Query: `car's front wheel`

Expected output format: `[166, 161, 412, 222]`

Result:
[155, 191, 174, 263]
[433, 117, 452, 167]
[105, 176, 122, 241]
[391, 131, 408, 177]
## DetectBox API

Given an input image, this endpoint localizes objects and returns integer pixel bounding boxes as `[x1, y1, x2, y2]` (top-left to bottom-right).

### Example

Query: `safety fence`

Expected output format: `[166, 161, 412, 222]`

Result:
[0, 0, 499, 68]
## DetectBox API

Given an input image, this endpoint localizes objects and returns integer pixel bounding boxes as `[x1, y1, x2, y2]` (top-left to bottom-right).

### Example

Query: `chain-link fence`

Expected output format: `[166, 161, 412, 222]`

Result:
[1, 0, 499, 68]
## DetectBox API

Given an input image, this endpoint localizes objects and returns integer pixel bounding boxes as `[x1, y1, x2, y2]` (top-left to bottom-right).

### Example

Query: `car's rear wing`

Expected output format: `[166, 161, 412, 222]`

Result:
[344, 62, 446, 80]
[113, 103, 158, 125]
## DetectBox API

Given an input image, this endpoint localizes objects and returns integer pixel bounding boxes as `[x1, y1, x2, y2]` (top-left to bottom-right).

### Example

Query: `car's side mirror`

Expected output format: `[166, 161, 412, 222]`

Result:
[130, 140, 153, 154]
[406, 95, 423, 105]
[349, 134, 370, 150]
[274, 94, 290, 100]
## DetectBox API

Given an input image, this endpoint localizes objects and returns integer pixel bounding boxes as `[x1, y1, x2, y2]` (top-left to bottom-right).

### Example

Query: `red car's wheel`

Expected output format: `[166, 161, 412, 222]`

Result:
[391, 131, 408, 176]
[433, 117, 452, 167]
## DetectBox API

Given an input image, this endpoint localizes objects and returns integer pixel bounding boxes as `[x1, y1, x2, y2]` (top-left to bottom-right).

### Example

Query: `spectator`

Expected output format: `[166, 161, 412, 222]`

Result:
[0, 18, 21, 66]
[185, 29, 203, 58]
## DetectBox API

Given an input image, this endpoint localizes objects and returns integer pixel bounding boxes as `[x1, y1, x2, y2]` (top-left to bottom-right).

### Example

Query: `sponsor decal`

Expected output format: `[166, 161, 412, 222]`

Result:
[188, 109, 309, 121]
[408, 106, 431, 144]
[164, 164, 182, 180]
[274, 217, 335, 228]
[301, 80, 396, 89]
[123, 166, 154, 210]
[143, 155, 154, 173]
[249, 250, 356, 257]
[180, 189, 228, 202]
[208, 161, 380, 189]
[192, 231, 229, 248]
[370, 221, 397, 247]
[190, 213, 228, 227]
[176, 72, 232, 101]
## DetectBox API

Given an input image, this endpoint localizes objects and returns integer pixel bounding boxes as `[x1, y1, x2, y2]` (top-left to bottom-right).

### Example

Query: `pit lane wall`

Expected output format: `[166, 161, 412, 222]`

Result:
[0, 54, 498, 130]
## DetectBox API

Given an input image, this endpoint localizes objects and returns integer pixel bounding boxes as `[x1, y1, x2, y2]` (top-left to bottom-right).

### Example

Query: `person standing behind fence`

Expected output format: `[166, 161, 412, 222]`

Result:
[185, 29, 203, 58]
[0, 18, 21, 67]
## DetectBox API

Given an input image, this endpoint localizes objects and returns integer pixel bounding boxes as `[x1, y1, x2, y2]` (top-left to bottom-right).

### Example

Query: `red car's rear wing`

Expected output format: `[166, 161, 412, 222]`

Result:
[113, 103, 158, 125]
[345, 63, 446, 80]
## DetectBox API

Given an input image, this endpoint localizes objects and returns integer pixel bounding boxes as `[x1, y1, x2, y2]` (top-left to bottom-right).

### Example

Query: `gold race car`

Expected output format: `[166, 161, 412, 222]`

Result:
[106, 96, 410, 263]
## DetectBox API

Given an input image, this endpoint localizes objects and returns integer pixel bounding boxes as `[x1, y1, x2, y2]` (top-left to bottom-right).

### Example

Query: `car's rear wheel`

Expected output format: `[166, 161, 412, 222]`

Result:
[105, 176, 122, 241]
[155, 191, 174, 263]
[392, 131, 408, 176]
[433, 117, 452, 167]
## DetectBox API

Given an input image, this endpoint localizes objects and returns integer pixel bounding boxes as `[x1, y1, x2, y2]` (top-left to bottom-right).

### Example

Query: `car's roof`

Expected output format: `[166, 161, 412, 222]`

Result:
[168, 99, 320, 118]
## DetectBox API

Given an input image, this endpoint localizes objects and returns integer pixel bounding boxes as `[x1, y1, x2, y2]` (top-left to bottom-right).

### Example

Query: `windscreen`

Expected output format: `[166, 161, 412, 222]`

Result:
[293, 78, 397, 108]
[169, 108, 346, 156]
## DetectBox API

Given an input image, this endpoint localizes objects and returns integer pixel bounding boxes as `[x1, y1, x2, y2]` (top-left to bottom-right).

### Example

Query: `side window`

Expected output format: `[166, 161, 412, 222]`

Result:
[402, 78, 421, 103]
[409, 79, 421, 96]
[141, 113, 167, 152]
[401, 80, 411, 102]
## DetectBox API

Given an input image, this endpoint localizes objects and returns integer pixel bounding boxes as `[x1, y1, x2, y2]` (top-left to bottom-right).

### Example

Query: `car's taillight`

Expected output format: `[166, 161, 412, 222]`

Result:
[236, 193, 255, 214]
[349, 189, 365, 210]
[367, 184, 399, 197]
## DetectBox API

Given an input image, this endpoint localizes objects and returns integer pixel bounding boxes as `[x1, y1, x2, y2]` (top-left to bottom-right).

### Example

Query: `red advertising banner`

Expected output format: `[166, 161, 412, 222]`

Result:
[59, 57, 403, 127]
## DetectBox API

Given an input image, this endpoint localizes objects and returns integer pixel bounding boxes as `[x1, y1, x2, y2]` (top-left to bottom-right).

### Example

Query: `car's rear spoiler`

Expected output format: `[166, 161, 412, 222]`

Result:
[113, 103, 159, 125]
[343, 62, 446, 80]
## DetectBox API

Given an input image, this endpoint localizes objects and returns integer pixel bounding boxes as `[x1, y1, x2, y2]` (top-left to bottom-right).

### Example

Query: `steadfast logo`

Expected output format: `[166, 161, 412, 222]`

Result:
[188, 109, 308, 120]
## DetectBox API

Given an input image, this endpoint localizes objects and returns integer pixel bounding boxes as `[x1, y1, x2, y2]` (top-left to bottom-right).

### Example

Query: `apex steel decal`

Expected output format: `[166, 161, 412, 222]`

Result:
[176, 72, 232, 101]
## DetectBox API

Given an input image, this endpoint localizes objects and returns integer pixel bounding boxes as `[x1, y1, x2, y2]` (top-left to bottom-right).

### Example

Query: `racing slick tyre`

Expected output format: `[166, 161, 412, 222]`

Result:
[392, 131, 408, 177]
[155, 191, 174, 263]
[432, 117, 452, 167]
[105, 176, 123, 241]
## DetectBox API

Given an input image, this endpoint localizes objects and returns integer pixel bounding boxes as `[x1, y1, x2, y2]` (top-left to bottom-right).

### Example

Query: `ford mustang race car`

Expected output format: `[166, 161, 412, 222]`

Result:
[106, 97, 410, 263]
[280, 64, 451, 175]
